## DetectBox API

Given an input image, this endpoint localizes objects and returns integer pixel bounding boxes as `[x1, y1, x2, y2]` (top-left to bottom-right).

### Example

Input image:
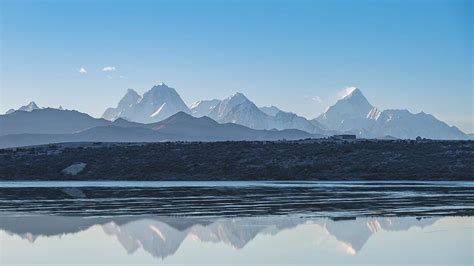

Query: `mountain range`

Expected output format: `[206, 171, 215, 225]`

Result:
[0, 83, 470, 148]
[102, 84, 326, 134]
[0, 215, 439, 259]
[315, 88, 467, 140]
[100, 84, 468, 139]
[5, 101, 40, 114]
[0, 108, 318, 148]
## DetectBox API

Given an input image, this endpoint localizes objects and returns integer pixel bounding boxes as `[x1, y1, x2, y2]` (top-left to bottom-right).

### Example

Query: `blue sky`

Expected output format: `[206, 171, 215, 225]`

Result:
[1, 0, 472, 132]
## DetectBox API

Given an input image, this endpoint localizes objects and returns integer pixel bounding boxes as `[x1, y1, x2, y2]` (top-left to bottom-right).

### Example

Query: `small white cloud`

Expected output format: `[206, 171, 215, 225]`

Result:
[78, 67, 87, 74]
[304, 95, 323, 104]
[102, 66, 116, 72]
[311, 96, 323, 103]
[119, 75, 124, 79]
[106, 75, 113, 79]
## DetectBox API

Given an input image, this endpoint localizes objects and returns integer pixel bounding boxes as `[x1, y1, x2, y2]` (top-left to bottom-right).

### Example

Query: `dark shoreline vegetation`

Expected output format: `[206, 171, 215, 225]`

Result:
[0, 139, 472, 181]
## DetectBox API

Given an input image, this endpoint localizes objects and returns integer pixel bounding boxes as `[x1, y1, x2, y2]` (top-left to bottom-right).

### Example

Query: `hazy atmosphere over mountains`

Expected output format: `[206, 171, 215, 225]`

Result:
[98, 83, 469, 139]
[0, 83, 470, 148]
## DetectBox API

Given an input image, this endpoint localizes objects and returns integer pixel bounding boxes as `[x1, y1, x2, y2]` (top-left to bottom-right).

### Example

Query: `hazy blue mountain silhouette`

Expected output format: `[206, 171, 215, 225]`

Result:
[0, 110, 319, 148]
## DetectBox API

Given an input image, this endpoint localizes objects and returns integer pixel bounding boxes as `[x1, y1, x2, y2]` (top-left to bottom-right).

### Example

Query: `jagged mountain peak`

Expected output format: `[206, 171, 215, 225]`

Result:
[102, 83, 189, 123]
[207, 92, 251, 119]
[343, 87, 362, 98]
[146, 83, 179, 97]
[25, 101, 39, 109]
[227, 92, 249, 102]
[232, 91, 246, 97]
[339, 87, 371, 107]
[102, 89, 142, 121]
[118, 89, 141, 107]
[5, 101, 41, 114]
[151, 82, 171, 90]
[138, 83, 182, 106]
[222, 92, 252, 110]
[316, 87, 374, 131]
[125, 88, 139, 95]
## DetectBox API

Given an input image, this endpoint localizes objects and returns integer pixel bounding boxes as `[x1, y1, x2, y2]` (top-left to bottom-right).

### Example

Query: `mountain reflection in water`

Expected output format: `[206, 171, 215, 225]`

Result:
[1, 182, 473, 265]
[1, 215, 473, 265]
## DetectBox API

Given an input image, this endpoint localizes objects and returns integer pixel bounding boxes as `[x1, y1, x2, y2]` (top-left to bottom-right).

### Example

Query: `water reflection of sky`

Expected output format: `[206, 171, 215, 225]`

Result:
[1, 216, 472, 265]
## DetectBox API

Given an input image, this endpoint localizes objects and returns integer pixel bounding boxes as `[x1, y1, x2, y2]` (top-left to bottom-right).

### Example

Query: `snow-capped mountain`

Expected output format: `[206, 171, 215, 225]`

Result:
[192, 92, 272, 130]
[206, 92, 251, 120]
[193, 92, 326, 134]
[5, 101, 41, 114]
[102, 83, 190, 123]
[273, 110, 326, 133]
[315, 88, 375, 132]
[8, 84, 468, 140]
[315, 87, 468, 139]
[210, 94, 271, 130]
[102, 89, 142, 121]
[189, 99, 221, 117]
[370, 109, 467, 140]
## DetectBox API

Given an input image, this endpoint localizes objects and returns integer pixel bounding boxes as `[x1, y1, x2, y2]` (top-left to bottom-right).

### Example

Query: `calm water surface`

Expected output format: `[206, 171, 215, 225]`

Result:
[0, 181, 473, 265]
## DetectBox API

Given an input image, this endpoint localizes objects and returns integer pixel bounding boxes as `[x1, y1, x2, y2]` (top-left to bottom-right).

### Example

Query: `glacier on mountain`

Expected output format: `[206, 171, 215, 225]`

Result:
[102, 83, 189, 123]
[96, 83, 469, 139]
[315, 88, 467, 139]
